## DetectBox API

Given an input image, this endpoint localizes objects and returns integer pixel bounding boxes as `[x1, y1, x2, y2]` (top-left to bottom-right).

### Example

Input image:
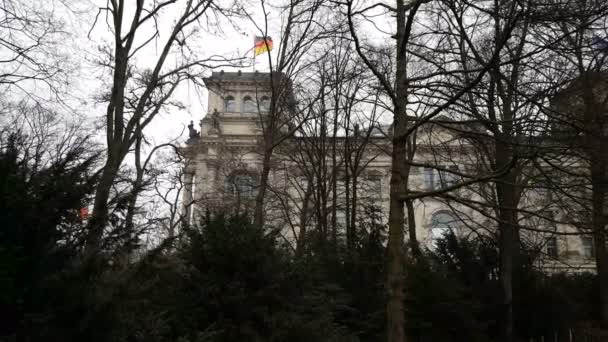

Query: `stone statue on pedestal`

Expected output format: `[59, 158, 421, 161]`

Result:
[187, 120, 200, 140]
[209, 108, 221, 135]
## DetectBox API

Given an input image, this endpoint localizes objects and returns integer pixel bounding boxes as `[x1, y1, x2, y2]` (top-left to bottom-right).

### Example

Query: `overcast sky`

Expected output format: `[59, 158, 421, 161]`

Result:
[5, 0, 393, 148]
[59, 0, 285, 146]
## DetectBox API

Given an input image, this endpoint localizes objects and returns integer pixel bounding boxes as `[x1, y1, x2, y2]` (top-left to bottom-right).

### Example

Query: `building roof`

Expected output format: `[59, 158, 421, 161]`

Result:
[549, 71, 608, 140]
[554, 71, 608, 99]
[205, 70, 272, 82]
[202, 70, 290, 94]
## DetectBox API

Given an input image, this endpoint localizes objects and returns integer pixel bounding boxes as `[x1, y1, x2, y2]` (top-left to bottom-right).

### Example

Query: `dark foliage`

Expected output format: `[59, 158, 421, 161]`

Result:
[105, 214, 357, 341]
[0, 132, 98, 341]
[405, 232, 597, 342]
[0, 142, 599, 342]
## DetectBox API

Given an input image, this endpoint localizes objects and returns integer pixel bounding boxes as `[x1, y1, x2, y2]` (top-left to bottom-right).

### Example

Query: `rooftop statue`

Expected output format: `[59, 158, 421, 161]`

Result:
[187, 120, 200, 140]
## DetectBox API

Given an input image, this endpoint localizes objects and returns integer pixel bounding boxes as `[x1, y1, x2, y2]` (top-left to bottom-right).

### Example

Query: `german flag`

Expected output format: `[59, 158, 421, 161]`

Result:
[254, 36, 273, 56]
[79, 207, 89, 220]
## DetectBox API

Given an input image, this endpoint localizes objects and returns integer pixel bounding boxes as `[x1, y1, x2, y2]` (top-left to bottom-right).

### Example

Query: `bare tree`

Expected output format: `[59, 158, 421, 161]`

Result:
[268, 39, 386, 255]
[86, 0, 243, 252]
[413, 0, 608, 338]
[245, 0, 329, 227]
[531, 0, 608, 326]
[342, 1, 520, 340]
[0, 0, 74, 100]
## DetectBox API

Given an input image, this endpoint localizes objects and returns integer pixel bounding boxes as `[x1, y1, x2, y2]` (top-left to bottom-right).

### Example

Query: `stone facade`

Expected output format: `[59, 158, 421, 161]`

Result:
[181, 71, 597, 273]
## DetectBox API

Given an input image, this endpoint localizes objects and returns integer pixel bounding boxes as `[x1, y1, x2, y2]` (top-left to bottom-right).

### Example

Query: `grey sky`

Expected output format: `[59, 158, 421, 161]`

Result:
[77, 0, 283, 145]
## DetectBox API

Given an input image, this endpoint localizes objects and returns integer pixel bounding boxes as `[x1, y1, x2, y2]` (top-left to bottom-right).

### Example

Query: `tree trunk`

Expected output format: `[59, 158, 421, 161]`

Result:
[581, 72, 608, 329]
[344, 110, 352, 250]
[385, 0, 411, 340]
[349, 171, 358, 251]
[497, 185, 516, 342]
[495, 136, 519, 342]
[595, 229, 608, 329]
[297, 180, 313, 256]
[406, 199, 419, 258]
[87, 154, 121, 251]
[591, 164, 608, 328]
[253, 149, 272, 227]
[331, 109, 339, 247]
[589, 129, 608, 329]
[123, 124, 144, 246]
[331, 154, 338, 246]
[86, 46, 129, 252]
[345, 166, 351, 247]
[386, 110, 408, 342]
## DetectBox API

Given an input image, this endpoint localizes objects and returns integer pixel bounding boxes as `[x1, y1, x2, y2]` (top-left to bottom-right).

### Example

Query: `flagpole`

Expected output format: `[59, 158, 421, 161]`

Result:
[252, 36, 256, 72]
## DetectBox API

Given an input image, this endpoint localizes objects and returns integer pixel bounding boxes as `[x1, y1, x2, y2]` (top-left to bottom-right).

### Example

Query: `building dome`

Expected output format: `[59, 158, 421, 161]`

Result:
[550, 71, 608, 140]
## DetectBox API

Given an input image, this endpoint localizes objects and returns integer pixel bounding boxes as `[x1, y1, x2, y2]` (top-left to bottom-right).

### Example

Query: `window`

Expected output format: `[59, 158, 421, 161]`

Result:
[224, 95, 236, 112]
[546, 237, 558, 258]
[582, 236, 594, 259]
[541, 209, 556, 221]
[369, 176, 382, 197]
[423, 167, 435, 190]
[225, 173, 257, 198]
[535, 180, 552, 202]
[242, 96, 256, 112]
[425, 167, 457, 190]
[337, 179, 346, 197]
[336, 210, 347, 227]
[430, 211, 458, 247]
[439, 165, 460, 187]
[296, 176, 309, 191]
[259, 96, 270, 112]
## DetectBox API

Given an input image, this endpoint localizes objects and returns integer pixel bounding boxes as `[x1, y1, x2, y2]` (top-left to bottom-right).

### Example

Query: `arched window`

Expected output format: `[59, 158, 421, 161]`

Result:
[224, 95, 236, 112]
[224, 172, 257, 198]
[430, 211, 459, 247]
[259, 96, 270, 112]
[242, 96, 256, 112]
